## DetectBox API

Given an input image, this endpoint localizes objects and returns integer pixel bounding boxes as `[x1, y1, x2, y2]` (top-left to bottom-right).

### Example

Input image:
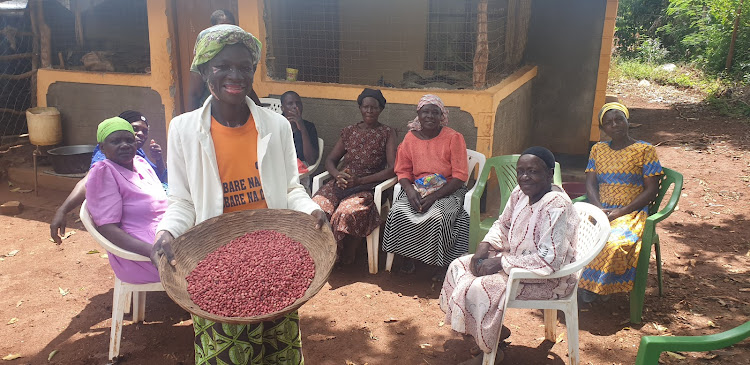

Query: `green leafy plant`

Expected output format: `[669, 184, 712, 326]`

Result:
[638, 38, 669, 63]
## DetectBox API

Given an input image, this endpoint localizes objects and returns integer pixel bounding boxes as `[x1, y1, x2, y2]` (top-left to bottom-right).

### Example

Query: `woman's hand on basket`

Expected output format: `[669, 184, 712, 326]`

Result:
[311, 209, 328, 230]
[151, 230, 176, 268]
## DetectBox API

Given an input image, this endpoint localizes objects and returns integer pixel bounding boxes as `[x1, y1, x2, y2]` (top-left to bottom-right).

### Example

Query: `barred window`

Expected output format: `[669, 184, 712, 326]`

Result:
[44, 0, 150, 74]
[264, 0, 520, 90]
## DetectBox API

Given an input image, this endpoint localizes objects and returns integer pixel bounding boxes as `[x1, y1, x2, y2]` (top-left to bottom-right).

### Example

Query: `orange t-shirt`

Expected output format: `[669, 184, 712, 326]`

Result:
[211, 115, 268, 213]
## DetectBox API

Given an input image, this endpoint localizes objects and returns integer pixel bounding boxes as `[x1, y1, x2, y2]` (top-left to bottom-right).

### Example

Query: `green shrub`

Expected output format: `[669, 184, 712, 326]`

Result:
[707, 95, 750, 117]
[611, 58, 723, 91]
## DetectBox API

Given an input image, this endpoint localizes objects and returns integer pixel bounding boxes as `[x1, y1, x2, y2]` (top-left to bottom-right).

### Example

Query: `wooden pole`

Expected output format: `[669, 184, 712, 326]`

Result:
[726, 0, 744, 71]
[473, 0, 489, 88]
[29, 0, 40, 107]
[36, 0, 51, 68]
[73, 0, 84, 49]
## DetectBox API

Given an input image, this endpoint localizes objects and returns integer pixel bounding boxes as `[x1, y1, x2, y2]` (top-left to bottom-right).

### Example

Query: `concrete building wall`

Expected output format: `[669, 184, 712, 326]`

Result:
[492, 81, 533, 156]
[46, 83, 166, 150]
[278, 96, 477, 176]
[524, 0, 606, 154]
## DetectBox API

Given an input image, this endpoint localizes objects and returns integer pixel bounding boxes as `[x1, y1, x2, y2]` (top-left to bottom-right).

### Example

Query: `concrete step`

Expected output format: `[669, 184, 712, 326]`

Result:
[556, 153, 588, 183]
[8, 166, 80, 193]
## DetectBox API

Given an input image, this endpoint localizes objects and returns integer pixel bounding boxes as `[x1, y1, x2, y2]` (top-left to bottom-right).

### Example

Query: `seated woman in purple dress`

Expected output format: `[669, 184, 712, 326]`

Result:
[84, 117, 167, 284]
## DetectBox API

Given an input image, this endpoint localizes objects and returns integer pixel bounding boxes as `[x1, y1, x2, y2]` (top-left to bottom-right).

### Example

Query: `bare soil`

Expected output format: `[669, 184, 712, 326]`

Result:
[1, 80, 749, 364]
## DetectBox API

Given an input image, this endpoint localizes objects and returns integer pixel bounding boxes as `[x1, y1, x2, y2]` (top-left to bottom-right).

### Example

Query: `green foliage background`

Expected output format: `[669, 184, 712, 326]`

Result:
[615, 0, 750, 79]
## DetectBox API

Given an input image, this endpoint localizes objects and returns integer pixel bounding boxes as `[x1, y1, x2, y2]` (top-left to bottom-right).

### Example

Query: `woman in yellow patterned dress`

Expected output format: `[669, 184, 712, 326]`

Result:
[578, 102, 664, 303]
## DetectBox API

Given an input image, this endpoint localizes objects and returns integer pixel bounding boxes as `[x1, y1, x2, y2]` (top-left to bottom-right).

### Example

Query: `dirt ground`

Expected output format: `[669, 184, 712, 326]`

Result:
[1, 80, 749, 365]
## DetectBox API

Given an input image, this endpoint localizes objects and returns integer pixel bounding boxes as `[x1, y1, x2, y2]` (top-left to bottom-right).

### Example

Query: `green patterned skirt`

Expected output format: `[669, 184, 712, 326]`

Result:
[193, 311, 303, 365]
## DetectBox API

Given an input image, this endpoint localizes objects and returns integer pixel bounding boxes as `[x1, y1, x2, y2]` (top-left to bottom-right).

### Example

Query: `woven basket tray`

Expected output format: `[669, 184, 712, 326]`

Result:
[158, 209, 336, 324]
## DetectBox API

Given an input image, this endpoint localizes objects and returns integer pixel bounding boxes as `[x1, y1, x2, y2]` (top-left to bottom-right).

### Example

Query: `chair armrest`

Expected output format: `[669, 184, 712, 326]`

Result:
[646, 190, 680, 225]
[468, 164, 492, 253]
[635, 321, 750, 365]
[312, 171, 331, 195]
[464, 184, 478, 214]
[507, 265, 579, 281]
[80, 201, 150, 262]
[571, 195, 587, 203]
[374, 177, 397, 213]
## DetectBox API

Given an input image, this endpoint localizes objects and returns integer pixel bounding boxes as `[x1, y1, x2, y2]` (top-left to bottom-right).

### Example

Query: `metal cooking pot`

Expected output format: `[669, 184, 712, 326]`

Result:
[47, 145, 96, 174]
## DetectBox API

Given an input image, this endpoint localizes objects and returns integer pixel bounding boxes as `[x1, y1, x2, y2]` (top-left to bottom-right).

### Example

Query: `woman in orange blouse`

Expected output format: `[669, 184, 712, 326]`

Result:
[382, 94, 469, 280]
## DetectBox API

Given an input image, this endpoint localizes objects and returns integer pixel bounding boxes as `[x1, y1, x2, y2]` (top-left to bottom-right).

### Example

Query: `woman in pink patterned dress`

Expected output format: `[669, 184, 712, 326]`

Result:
[312, 88, 397, 264]
[439, 147, 579, 364]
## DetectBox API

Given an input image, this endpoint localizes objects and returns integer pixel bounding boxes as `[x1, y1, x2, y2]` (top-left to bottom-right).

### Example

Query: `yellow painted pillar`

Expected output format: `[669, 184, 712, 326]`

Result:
[146, 0, 178, 125]
[590, 0, 619, 142]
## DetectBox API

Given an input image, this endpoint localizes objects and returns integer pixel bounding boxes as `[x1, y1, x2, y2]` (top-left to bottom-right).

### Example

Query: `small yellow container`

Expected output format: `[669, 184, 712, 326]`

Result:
[286, 67, 299, 81]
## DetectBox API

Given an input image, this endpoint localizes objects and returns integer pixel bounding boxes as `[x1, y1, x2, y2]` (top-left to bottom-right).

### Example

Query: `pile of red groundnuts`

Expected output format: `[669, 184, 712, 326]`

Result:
[186, 230, 315, 317]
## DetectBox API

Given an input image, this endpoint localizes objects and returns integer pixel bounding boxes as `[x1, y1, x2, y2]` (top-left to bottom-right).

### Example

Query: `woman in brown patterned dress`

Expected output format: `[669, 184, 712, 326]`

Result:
[313, 88, 397, 265]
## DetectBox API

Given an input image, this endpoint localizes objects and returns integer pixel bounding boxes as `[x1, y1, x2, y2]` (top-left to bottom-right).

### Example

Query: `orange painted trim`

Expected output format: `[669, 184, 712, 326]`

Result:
[36, 69, 152, 108]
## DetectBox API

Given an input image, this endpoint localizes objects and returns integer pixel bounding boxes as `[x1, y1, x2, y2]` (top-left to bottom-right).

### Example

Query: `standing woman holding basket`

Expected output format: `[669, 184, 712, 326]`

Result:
[150, 24, 326, 365]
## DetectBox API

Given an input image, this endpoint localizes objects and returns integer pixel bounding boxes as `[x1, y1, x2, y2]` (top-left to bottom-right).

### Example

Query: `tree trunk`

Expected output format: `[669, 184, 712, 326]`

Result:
[726, 0, 744, 71]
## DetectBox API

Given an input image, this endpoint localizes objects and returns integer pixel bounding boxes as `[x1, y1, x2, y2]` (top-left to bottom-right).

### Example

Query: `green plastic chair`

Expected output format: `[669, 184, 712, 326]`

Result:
[634, 321, 750, 364]
[571, 167, 683, 324]
[468, 154, 562, 254]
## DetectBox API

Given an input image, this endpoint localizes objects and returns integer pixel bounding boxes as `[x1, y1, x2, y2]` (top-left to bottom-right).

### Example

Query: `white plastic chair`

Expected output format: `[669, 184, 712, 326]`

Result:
[299, 137, 324, 179]
[312, 167, 394, 274]
[384, 149, 487, 272]
[79, 200, 164, 361]
[260, 97, 322, 180]
[483, 202, 611, 365]
[259, 97, 283, 114]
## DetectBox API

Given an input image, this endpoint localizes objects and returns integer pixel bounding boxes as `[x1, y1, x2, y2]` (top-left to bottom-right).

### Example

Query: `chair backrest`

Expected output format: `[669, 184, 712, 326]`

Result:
[300, 137, 325, 178]
[79, 200, 151, 262]
[558, 202, 611, 277]
[480, 154, 563, 215]
[393, 148, 484, 198]
[310, 137, 325, 171]
[259, 97, 283, 114]
[648, 167, 683, 217]
[466, 149, 486, 186]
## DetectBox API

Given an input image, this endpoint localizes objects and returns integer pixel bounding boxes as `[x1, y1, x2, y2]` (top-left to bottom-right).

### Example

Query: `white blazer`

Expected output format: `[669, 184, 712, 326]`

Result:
[157, 95, 321, 238]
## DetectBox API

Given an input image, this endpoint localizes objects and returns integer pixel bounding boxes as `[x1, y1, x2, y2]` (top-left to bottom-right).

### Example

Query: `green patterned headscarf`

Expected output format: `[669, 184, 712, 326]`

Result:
[190, 24, 262, 73]
[97, 117, 134, 143]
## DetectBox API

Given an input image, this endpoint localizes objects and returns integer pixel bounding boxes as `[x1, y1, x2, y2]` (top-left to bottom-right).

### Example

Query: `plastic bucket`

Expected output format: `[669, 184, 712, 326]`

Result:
[26, 107, 62, 146]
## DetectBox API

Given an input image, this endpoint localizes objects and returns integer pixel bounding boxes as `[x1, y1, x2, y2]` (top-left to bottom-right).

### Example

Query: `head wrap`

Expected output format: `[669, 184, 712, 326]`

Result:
[520, 146, 556, 169]
[118, 110, 148, 126]
[97, 117, 134, 143]
[599, 102, 629, 126]
[408, 94, 449, 131]
[190, 24, 262, 73]
[357, 88, 386, 109]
